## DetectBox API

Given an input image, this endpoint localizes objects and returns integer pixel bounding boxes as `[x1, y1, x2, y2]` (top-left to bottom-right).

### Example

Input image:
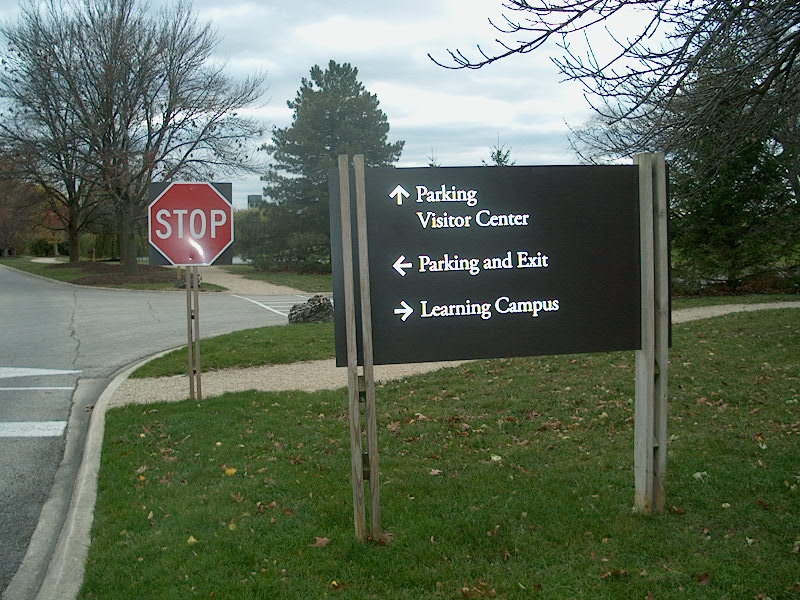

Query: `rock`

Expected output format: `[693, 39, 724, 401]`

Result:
[288, 295, 334, 324]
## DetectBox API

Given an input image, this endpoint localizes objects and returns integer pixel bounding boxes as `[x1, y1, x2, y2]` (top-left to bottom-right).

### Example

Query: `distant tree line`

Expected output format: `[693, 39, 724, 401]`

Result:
[0, 0, 266, 271]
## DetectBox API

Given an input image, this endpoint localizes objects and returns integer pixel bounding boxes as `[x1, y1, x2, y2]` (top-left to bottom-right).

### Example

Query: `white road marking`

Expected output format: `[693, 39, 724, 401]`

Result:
[231, 294, 290, 317]
[0, 367, 81, 379]
[0, 421, 67, 437]
[0, 387, 74, 391]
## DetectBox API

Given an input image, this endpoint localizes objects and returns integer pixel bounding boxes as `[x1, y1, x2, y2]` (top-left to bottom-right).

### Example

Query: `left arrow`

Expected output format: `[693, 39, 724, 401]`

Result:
[389, 185, 410, 206]
[393, 255, 413, 276]
[393, 301, 414, 322]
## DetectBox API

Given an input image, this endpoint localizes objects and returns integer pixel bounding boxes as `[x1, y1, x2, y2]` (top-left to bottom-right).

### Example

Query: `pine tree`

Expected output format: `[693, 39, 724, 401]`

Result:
[261, 61, 403, 268]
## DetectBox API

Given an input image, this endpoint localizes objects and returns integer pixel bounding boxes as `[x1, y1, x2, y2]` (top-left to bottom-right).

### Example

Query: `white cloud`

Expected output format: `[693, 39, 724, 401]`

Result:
[0, 0, 608, 207]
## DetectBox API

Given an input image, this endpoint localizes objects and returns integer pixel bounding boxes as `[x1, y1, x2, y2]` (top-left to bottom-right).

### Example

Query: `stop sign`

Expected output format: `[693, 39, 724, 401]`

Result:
[148, 182, 234, 266]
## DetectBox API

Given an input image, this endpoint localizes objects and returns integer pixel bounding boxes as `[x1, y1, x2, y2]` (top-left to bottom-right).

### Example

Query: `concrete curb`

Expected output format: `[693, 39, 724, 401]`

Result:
[14, 349, 176, 600]
[16, 301, 800, 599]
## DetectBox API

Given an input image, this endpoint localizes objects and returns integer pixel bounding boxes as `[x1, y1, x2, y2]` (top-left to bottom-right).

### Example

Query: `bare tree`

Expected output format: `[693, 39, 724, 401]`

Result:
[1, 0, 268, 272]
[431, 1, 800, 152]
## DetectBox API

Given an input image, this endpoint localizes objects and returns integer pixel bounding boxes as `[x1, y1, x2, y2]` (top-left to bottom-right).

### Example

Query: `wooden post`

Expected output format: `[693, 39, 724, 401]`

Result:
[338, 155, 367, 541]
[353, 154, 381, 539]
[634, 152, 669, 513]
[186, 267, 195, 400]
[185, 266, 202, 401]
[192, 265, 202, 401]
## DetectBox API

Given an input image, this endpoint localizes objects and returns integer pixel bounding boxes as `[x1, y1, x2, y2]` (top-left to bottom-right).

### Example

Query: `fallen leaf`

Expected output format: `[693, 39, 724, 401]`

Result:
[430, 469, 443, 476]
[187, 535, 198, 545]
[223, 467, 237, 477]
[695, 572, 710, 586]
[231, 492, 245, 503]
[387, 421, 401, 434]
[310, 536, 331, 547]
[600, 569, 629, 579]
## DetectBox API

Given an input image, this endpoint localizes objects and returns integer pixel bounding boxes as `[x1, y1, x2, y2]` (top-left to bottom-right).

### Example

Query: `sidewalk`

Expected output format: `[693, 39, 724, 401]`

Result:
[199, 266, 307, 296]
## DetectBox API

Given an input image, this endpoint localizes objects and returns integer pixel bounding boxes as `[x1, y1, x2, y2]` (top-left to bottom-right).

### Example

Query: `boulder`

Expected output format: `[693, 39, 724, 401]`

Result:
[288, 294, 334, 324]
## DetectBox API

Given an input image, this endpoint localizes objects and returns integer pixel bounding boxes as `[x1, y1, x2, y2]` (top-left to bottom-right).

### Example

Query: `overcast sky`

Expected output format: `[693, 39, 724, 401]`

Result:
[0, 0, 633, 209]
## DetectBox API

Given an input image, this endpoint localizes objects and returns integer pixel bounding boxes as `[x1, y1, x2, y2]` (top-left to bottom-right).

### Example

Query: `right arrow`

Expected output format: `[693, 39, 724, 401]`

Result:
[392, 255, 412, 276]
[393, 300, 413, 322]
[389, 185, 410, 206]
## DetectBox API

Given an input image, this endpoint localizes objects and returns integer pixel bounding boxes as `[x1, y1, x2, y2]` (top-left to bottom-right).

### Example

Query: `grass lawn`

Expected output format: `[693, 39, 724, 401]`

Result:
[81, 309, 799, 599]
[0, 256, 224, 291]
[221, 265, 332, 293]
[131, 322, 335, 378]
[131, 295, 798, 378]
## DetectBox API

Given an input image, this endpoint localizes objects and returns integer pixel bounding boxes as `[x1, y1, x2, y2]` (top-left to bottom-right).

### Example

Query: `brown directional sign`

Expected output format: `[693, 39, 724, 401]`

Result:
[330, 165, 641, 366]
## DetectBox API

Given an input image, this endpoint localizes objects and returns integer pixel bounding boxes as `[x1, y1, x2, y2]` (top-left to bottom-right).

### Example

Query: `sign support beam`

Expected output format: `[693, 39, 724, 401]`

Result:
[338, 155, 368, 541]
[186, 266, 202, 401]
[634, 152, 669, 513]
[354, 154, 382, 540]
[338, 154, 382, 542]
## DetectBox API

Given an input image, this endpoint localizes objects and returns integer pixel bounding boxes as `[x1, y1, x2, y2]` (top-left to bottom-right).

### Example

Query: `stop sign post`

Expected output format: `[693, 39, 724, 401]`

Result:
[148, 182, 234, 266]
[147, 182, 234, 402]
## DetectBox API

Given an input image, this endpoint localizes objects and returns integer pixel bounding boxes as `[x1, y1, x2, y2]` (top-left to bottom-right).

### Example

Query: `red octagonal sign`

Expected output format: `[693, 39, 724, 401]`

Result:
[148, 182, 234, 266]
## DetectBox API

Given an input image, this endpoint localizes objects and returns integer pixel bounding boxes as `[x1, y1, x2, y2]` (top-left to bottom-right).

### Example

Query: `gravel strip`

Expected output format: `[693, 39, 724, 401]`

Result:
[110, 359, 466, 407]
[200, 265, 307, 295]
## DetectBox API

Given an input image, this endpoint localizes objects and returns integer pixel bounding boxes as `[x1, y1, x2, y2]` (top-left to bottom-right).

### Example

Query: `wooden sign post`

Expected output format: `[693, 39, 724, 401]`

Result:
[331, 153, 670, 538]
[337, 155, 381, 541]
[185, 265, 202, 401]
[634, 152, 669, 513]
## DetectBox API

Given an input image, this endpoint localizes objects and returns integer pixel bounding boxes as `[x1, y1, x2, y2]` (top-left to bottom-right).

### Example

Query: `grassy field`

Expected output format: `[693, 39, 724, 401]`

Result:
[0, 257, 224, 291]
[81, 309, 799, 599]
[221, 265, 332, 292]
[129, 295, 798, 379]
[130, 322, 335, 378]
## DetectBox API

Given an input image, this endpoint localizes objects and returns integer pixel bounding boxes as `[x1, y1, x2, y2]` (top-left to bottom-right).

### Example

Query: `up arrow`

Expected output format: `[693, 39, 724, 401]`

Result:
[393, 301, 413, 322]
[389, 185, 410, 205]
[393, 255, 412, 276]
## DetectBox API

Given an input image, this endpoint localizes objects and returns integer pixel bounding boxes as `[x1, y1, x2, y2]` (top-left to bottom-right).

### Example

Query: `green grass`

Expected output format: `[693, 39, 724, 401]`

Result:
[130, 322, 335, 378]
[221, 265, 332, 292]
[0, 256, 85, 281]
[82, 309, 800, 599]
[132, 297, 799, 379]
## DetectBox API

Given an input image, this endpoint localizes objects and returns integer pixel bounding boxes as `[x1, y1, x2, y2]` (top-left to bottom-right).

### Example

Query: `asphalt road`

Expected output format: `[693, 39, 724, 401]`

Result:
[0, 265, 296, 598]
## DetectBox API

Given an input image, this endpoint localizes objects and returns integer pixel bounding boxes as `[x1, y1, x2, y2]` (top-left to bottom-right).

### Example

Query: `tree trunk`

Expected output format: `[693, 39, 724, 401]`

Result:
[118, 203, 139, 275]
[68, 212, 81, 263]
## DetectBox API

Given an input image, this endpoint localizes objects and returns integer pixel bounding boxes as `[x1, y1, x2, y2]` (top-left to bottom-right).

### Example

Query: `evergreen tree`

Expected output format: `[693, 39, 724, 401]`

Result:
[261, 60, 403, 268]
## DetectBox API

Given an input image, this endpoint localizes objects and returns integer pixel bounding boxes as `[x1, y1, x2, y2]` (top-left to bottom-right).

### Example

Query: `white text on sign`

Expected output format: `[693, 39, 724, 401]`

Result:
[415, 251, 550, 276]
[154, 209, 228, 240]
[415, 185, 479, 207]
[416, 210, 530, 229]
[414, 297, 560, 320]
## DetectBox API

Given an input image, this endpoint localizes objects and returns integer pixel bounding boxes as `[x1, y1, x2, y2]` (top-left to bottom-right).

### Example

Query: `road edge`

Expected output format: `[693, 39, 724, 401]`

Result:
[1, 348, 177, 600]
